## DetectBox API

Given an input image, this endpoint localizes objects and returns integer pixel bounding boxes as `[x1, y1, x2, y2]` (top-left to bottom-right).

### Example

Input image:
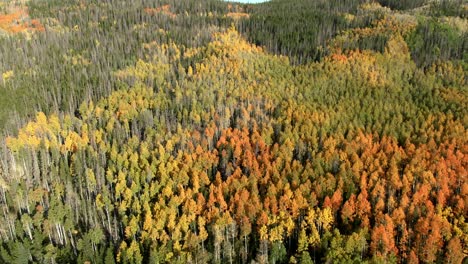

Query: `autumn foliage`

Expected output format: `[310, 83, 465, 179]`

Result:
[0, 1, 466, 263]
[0, 8, 44, 34]
[144, 5, 177, 19]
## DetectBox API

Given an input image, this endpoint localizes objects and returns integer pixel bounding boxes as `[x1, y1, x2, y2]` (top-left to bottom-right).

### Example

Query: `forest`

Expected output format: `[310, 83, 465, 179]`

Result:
[0, 0, 466, 263]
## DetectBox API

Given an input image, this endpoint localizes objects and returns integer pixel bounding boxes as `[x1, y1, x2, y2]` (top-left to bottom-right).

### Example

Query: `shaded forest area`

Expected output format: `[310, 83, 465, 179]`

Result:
[0, 0, 467, 263]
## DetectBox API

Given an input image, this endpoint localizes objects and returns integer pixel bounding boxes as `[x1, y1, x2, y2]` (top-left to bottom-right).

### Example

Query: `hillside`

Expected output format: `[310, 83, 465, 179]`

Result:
[0, 0, 466, 263]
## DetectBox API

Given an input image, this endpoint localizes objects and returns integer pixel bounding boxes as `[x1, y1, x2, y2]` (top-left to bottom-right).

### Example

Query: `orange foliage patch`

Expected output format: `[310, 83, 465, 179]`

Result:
[330, 53, 348, 63]
[0, 8, 44, 34]
[144, 5, 177, 19]
[226, 12, 250, 20]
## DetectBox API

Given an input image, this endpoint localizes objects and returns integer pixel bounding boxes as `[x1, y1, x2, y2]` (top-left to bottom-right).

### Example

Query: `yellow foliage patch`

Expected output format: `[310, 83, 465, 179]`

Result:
[359, 2, 391, 13]
[63, 53, 91, 66]
[329, 15, 417, 54]
[5, 110, 91, 153]
[326, 50, 388, 87]
[6, 112, 61, 152]
[2, 70, 14, 83]
[226, 12, 250, 20]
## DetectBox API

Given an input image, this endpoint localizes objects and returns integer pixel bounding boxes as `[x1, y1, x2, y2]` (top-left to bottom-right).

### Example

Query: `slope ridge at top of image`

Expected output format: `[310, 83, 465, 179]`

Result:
[225, 0, 270, 3]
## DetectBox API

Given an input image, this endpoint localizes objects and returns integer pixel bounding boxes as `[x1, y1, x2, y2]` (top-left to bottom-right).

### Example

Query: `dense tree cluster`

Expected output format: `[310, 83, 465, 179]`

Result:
[406, 17, 467, 67]
[0, 0, 230, 131]
[241, 0, 468, 67]
[0, 0, 466, 263]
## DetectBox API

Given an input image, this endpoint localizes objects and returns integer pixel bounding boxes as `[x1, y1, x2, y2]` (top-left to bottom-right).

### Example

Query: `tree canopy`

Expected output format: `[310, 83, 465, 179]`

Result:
[0, 0, 466, 263]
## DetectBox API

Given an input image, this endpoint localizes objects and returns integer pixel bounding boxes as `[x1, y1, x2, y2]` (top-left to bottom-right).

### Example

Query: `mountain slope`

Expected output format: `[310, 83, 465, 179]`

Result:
[1, 21, 466, 262]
